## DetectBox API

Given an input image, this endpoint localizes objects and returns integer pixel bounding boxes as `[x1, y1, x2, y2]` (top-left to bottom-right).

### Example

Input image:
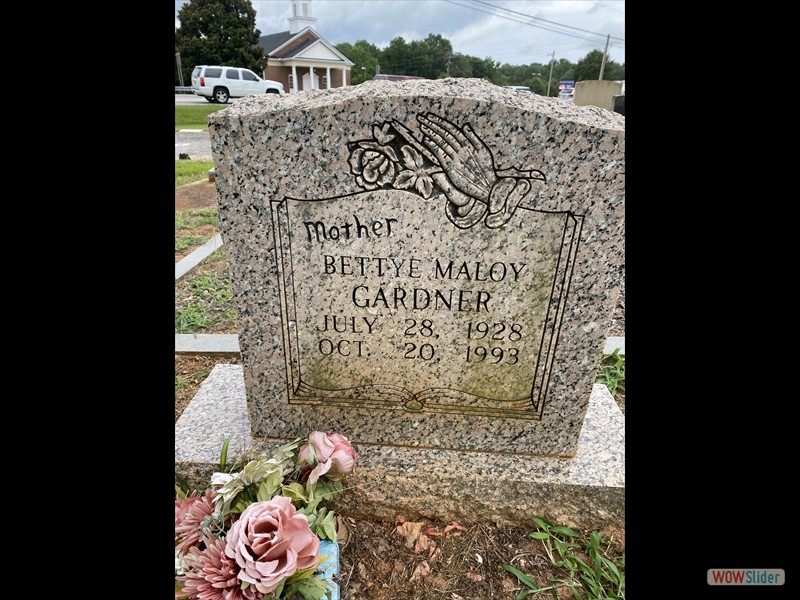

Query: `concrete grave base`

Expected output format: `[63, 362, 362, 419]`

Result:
[176, 364, 624, 530]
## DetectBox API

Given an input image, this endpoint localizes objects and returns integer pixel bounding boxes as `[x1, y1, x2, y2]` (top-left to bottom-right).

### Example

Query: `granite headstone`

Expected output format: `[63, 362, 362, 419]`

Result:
[207, 78, 624, 457]
[176, 78, 625, 527]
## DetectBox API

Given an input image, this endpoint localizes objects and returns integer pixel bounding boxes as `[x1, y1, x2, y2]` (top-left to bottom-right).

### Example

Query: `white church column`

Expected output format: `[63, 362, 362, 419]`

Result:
[310, 66, 315, 89]
[291, 64, 298, 93]
[341, 68, 347, 87]
[326, 67, 331, 89]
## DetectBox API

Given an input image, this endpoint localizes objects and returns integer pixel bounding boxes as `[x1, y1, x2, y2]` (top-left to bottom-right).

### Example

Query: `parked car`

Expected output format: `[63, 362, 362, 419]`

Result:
[191, 66, 285, 103]
[504, 85, 533, 93]
[558, 87, 575, 103]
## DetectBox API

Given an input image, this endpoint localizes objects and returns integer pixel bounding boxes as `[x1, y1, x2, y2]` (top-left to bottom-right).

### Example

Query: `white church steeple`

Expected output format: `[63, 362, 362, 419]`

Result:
[289, 0, 317, 34]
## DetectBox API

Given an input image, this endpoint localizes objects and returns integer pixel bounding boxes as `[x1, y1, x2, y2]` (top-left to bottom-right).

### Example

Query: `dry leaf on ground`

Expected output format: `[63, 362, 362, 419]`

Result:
[394, 520, 424, 549]
[409, 560, 431, 582]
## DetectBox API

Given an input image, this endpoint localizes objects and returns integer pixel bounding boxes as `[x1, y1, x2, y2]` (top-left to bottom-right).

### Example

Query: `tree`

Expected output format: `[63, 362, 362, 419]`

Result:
[574, 49, 625, 81]
[469, 56, 500, 82]
[448, 53, 473, 78]
[420, 34, 453, 78]
[407, 39, 432, 78]
[380, 36, 414, 76]
[336, 40, 381, 84]
[175, 0, 264, 86]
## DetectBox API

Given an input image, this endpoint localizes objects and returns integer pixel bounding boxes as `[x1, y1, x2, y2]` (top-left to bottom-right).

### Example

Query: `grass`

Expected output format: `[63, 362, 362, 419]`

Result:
[175, 208, 219, 252]
[175, 160, 215, 187]
[503, 516, 625, 599]
[175, 105, 227, 131]
[175, 248, 237, 334]
[595, 349, 625, 397]
[176, 236, 205, 251]
[175, 208, 218, 230]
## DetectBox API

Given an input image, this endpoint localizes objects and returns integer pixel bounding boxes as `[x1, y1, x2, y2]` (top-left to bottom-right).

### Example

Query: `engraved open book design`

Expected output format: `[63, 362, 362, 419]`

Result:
[270, 113, 582, 419]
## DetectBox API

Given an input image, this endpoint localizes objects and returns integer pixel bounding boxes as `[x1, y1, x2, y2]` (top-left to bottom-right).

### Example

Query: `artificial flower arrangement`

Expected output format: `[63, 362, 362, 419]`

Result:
[175, 432, 357, 600]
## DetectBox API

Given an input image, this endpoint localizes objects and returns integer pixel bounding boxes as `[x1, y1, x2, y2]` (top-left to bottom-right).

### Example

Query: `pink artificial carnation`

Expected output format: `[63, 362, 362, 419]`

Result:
[225, 496, 319, 595]
[176, 537, 263, 600]
[298, 432, 357, 484]
[175, 490, 215, 555]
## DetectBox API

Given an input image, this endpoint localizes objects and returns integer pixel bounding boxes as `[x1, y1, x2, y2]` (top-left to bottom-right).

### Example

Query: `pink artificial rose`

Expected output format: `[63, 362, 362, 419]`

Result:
[298, 432, 357, 484]
[224, 496, 319, 595]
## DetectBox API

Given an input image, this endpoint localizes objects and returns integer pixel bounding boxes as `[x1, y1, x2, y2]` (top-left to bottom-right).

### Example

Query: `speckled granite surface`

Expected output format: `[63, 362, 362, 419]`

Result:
[175, 364, 624, 528]
[208, 78, 624, 457]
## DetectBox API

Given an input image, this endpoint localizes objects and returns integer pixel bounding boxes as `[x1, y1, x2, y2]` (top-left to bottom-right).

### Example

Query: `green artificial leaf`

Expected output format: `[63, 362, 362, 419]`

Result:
[312, 508, 338, 541]
[256, 469, 283, 501]
[284, 574, 330, 600]
[230, 492, 251, 515]
[282, 481, 308, 503]
[285, 566, 318, 583]
[219, 437, 231, 472]
[316, 478, 344, 498]
[305, 496, 323, 513]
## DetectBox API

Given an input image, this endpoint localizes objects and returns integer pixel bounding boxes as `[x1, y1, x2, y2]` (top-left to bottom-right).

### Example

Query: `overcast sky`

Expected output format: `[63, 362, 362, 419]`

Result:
[175, 0, 625, 67]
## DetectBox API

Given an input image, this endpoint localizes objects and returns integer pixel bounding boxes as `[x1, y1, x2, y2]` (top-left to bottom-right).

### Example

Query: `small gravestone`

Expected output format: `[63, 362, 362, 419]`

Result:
[177, 79, 624, 528]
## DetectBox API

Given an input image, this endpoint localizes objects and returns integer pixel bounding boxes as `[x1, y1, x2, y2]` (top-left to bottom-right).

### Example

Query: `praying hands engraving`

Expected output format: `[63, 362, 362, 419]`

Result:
[347, 112, 546, 229]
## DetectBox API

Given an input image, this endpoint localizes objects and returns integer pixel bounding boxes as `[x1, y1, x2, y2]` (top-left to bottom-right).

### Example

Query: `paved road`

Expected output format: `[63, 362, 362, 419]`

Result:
[176, 130, 213, 161]
[175, 94, 217, 160]
[175, 93, 210, 105]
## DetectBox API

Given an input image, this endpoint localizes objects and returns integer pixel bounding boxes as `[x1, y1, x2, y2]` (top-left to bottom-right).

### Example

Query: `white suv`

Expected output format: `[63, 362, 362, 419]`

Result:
[191, 66, 285, 103]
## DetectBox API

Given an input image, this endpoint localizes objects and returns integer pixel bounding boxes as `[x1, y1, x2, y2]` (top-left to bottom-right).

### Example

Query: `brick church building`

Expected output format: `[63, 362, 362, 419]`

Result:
[258, 0, 354, 93]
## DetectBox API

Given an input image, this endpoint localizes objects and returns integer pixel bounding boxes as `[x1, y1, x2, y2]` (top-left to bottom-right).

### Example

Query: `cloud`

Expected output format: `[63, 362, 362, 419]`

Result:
[176, 0, 625, 65]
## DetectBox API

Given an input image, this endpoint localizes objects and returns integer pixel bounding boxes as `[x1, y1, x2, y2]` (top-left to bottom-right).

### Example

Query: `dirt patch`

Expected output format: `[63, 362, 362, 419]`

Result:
[337, 517, 583, 600]
[175, 180, 221, 260]
[175, 179, 218, 211]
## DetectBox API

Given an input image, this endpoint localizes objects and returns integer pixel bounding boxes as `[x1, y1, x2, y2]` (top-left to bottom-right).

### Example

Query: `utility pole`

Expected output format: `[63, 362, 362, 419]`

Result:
[176, 52, 184, 87]
[599, 34, 610, 80]
[546, 51, 555, 96]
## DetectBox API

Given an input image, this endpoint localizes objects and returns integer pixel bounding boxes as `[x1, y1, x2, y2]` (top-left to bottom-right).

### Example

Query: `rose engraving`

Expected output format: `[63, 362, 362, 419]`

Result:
[347, 112, 546, 229]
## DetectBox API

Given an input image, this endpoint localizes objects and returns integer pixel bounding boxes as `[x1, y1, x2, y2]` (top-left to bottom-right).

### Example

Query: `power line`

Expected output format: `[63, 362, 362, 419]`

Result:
[444, 0, 623, 47]
[467, 0, 625, 43]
